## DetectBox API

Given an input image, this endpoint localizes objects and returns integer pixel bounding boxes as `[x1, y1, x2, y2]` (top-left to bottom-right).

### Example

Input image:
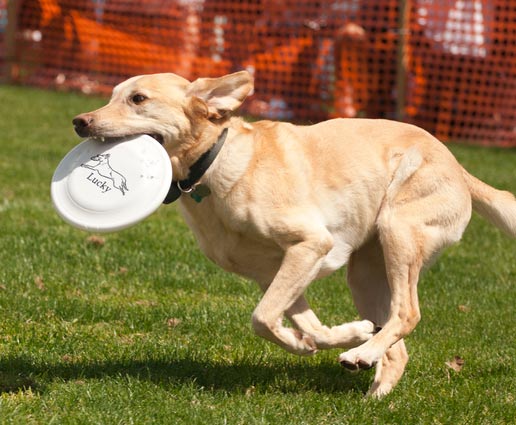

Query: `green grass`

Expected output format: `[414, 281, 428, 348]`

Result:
[0, 84, 515, 424]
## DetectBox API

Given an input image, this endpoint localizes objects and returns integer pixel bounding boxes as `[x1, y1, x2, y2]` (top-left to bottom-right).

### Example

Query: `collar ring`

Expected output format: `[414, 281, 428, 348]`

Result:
[177, 181, 194, 194]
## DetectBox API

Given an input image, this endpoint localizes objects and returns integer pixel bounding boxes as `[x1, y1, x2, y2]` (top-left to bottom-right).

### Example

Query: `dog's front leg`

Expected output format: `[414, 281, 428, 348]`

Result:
[251, 234, 333, 355]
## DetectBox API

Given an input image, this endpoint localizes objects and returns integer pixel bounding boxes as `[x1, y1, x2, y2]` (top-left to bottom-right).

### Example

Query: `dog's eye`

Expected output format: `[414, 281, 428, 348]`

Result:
[131, 94, 147, 105]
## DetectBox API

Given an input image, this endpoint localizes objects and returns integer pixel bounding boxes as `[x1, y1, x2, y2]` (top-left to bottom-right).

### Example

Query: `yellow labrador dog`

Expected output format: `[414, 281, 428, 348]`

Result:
[73, 71, 516, 397]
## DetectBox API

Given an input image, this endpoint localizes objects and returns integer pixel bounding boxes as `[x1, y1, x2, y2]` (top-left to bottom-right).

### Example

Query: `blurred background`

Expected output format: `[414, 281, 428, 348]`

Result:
[1, 0, 515, 147]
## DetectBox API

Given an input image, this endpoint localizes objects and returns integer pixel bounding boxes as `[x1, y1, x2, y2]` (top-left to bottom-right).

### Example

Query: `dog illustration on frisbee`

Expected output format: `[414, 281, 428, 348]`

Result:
[81, 153, 129, 195]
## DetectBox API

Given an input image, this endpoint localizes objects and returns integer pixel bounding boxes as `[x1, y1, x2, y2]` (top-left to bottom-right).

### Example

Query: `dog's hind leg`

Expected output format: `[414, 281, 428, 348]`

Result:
[285, 296, 376, 349]
[339, 147, 471, 395]
[338, 215, 424, 375]
[339, 186, 469, 392]
[346, 235, 409, 397]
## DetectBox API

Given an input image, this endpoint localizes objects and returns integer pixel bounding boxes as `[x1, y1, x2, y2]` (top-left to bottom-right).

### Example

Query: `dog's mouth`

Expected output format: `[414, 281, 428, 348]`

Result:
[90, 133, 165, 145]
[148, 134, 164, 145]
[73, 115, 165, 146]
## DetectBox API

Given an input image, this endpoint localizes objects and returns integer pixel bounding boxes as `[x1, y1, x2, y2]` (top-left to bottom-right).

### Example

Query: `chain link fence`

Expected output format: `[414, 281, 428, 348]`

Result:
[1, 0, 515, 146]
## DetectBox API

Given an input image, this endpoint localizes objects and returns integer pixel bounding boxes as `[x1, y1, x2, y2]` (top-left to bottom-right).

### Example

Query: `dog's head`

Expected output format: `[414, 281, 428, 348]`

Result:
[72, 71, 254, 152]
[89, 153, 109, 163]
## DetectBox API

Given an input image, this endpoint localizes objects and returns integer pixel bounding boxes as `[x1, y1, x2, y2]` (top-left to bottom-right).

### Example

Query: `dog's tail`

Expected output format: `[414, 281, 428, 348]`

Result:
[462, 167, 516, 238]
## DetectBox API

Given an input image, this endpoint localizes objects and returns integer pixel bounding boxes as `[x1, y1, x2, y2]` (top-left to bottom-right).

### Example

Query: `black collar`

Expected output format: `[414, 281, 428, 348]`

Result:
[163, 128, 228, 204]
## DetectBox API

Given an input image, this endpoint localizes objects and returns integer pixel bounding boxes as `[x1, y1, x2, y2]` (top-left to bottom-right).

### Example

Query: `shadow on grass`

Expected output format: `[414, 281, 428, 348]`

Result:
[0, 355, 372, 396]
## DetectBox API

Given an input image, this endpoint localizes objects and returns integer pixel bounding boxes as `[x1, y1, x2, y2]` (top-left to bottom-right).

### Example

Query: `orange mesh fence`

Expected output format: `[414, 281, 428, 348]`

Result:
[1, 0, 515, 146]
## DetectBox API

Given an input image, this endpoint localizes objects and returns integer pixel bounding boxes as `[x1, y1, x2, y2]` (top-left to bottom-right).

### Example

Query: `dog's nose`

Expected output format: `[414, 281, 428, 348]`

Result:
[72, 114, 94, 137]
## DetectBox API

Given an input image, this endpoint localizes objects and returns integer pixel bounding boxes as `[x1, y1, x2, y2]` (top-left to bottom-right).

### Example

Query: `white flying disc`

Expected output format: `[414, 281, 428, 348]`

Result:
[51, 135, 172, 233]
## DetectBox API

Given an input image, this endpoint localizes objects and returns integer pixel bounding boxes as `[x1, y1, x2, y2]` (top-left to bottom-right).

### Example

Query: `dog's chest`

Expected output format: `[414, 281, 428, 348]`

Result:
[179, 198, 283, 285]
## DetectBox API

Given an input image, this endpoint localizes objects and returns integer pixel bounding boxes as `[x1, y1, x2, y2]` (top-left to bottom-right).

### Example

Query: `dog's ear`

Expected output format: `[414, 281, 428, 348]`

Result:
[186, 71, 254, 119]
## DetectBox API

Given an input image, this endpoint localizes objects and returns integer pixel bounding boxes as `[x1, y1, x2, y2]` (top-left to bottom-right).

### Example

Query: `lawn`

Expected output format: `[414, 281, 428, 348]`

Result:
[0, 84, 515, 424]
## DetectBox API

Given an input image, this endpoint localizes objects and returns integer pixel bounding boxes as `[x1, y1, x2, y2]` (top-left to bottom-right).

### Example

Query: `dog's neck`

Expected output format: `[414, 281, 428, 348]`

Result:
[163, 127, 228, 204]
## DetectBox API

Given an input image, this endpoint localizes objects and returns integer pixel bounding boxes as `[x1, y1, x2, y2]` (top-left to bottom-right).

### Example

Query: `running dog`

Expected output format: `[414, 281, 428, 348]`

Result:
[72, 71, 516, 397]
[81, 153, 129, 195]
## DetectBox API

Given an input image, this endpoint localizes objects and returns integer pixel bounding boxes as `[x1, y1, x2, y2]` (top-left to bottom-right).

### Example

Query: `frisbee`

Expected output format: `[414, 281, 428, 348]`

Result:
[51, 135, 172, 233]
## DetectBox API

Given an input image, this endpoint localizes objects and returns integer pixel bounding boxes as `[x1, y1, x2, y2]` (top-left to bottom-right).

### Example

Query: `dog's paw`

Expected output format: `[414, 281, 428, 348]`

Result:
[354, 320, 380, 340]
[291, 329, 318, 356]
[338, 347, 380, 372]
[331, 320, 378, 347]
[366, 382, 394, 399]
[339, 357, 376, 372]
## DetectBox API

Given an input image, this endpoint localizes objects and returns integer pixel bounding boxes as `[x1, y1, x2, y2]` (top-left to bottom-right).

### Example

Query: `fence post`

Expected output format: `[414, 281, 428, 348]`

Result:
[396, 0, 410, 121]
[3, 0, 21, 83]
